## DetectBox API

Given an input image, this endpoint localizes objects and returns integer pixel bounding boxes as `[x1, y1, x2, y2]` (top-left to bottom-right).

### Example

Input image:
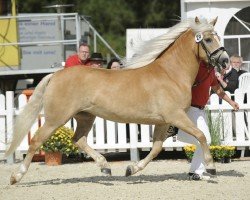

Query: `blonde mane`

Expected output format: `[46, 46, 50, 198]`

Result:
[123, 18, 214, 69]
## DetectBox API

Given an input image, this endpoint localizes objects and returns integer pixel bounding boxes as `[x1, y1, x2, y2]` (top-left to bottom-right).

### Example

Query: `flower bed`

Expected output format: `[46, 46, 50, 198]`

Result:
[184, 145, 236, 162]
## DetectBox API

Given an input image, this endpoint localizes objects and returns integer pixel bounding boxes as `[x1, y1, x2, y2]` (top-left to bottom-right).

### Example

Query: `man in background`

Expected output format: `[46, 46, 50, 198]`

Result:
[87, 52, 106, 68]
[216, 55, 246, 94]
[65, 43, 90, 68]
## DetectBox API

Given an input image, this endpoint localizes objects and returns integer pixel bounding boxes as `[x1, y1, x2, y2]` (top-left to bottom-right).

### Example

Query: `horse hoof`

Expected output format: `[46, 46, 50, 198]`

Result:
[207, 169, 216, 175]
[125, 166, 133, 177]
[10, 176, 17, 185]
[101, 168, 112, 176]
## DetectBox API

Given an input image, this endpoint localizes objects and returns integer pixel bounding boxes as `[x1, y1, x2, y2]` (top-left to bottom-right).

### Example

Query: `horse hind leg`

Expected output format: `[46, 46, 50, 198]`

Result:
[10, 122, 59, 185]
[72, 112, 111, 176]
[126, 124, 171, 176]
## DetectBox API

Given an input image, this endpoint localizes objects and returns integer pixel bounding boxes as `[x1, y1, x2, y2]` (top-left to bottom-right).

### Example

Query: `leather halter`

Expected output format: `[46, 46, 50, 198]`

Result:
[195, 31, 227, 69]
[192, 31, 223, 88]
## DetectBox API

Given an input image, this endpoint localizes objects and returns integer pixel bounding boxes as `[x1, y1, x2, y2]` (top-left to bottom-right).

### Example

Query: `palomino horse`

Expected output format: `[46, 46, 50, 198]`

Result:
[6, 17, 229, 185]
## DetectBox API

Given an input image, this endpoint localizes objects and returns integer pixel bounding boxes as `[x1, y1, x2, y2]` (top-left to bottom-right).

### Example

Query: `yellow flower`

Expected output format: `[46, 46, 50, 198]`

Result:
[40, 126, 79, 156]
[184, 145, 236, 160]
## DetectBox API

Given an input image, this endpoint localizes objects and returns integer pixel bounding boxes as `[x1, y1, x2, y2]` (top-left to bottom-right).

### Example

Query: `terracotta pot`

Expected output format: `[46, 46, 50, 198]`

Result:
[45, 152, 62, 166]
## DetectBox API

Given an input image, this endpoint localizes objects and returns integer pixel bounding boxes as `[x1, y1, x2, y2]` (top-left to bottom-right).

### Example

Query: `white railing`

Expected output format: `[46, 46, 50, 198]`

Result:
[208, 89, 250, 147]
[0, 90, 249, 161]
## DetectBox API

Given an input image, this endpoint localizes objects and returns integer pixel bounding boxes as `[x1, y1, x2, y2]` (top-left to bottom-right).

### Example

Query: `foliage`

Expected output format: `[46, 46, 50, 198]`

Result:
[205, 109, 222, 146]
[40, 126, 79, 156]
[210, 146, 236, 159]
[183, 145, 196, 160]
[16, 0, 181, 57]
[184, 145, 236, 160]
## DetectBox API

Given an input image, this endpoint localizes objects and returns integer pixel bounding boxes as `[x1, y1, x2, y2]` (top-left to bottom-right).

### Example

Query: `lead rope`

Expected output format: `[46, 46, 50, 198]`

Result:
[192, 42, 213, 88]
[192, 68, 213, 87]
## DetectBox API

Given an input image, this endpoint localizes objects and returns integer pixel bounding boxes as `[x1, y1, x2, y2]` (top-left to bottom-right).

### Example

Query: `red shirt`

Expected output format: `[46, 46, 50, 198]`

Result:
[191, 62, 219, 106]
[65, 54, 90, 68]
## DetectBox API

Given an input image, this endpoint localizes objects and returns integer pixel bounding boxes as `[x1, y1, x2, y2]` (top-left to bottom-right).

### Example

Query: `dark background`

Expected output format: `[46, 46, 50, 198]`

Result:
[3, 0, 181, 57]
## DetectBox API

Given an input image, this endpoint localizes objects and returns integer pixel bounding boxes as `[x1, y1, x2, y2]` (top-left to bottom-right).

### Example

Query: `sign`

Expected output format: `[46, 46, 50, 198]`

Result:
[19, 16, 63, 70]
[0, 19, 19, 67]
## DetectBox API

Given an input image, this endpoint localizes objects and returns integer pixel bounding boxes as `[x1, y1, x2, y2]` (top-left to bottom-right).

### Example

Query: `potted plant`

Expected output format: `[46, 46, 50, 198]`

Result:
[40, 126, 79, 165]
[210, 145, 235, 163]
[183, 145, 196, 162]
[204, 109, 236, 163]
[184, 145, 235, 163]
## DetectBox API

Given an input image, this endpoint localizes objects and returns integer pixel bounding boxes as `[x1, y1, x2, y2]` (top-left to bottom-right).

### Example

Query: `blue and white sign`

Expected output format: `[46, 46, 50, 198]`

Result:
[19, 16, 63, 70]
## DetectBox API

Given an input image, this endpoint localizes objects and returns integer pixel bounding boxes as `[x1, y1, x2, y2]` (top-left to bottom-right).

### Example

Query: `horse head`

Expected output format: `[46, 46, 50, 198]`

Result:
[193, 17, 229, 70]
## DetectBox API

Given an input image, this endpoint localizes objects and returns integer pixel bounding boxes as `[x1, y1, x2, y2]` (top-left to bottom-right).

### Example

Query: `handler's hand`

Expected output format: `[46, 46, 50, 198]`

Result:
[231, 101, 239, 111]
[215, 72, 222, 80]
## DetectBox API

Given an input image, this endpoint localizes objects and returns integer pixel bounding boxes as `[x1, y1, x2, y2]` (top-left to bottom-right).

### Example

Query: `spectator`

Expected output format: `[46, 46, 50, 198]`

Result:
[107, 58, 121, 69]
[87, 52, 106, 68]
[216, 55, 246, 94]
[65, 43, 90, 68]
[106, 57, 129, 140]
[177, 61, 239, 181]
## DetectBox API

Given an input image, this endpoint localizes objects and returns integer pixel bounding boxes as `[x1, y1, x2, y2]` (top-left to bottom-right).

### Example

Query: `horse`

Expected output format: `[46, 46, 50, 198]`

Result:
[5, 17, 229, 185]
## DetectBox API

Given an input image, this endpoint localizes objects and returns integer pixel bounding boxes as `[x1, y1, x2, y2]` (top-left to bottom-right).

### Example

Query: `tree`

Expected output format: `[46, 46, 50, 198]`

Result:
[16, 0, 180, 57]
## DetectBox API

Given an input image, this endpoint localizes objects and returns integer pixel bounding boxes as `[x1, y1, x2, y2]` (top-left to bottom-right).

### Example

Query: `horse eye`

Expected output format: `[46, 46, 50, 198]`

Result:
[204, 38, 212, 43]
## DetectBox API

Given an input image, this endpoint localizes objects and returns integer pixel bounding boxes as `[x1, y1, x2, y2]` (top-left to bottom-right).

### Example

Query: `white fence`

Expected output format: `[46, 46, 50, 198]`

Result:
[208, 89, 250, 156]
[0, 90, 249, 161]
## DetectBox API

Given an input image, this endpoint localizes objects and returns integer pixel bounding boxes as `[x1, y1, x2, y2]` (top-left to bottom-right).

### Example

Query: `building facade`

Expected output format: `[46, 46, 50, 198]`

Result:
[181, 0, 250, 71]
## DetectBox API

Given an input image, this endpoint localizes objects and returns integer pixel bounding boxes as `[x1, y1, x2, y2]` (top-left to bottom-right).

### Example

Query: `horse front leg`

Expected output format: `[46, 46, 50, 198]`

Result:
[172, 111, 216, 175]
[125, 124, 170, 176]
[73, 113, 111, 176]
[10, 123, 57, 185]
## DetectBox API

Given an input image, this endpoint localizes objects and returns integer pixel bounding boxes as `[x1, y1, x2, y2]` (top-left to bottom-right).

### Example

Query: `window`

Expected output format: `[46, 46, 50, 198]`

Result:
[224, 6, 250, 71]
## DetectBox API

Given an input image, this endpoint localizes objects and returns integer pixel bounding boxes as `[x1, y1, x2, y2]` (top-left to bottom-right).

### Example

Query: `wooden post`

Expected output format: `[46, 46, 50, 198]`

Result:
[129, 124, 140, 161]
[22, 89, 34, 144]
[0, 94, 6, 153]
[6, 91, 15, 164]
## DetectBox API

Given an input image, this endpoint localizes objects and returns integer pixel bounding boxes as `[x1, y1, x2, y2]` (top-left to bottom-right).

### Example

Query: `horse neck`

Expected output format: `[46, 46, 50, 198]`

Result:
[155, 30, 199, 87]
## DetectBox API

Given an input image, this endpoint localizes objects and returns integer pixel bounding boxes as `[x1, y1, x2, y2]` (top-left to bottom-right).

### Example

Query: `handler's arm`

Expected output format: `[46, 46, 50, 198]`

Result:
[211, 84, 239, 111]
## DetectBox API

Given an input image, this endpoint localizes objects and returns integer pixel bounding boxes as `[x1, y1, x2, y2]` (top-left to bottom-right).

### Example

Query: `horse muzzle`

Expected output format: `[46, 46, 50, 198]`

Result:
[209, 47, 229, 70]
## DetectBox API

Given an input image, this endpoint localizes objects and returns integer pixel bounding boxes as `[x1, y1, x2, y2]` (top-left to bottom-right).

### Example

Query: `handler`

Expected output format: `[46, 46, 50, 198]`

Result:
[177, 61, 239, 181]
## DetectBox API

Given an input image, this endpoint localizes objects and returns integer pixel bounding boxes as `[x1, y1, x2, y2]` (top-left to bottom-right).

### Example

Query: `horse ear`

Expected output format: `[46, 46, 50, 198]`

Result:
[210, 17, 218, 26]
[195, 17, 201, 24]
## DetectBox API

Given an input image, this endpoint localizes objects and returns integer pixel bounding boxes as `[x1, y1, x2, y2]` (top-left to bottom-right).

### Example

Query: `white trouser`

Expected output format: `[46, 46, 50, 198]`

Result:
[177, 107, 211, 175]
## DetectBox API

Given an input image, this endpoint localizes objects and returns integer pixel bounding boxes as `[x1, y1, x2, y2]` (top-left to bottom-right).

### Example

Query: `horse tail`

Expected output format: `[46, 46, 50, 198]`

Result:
[5, 73, 53, 157]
